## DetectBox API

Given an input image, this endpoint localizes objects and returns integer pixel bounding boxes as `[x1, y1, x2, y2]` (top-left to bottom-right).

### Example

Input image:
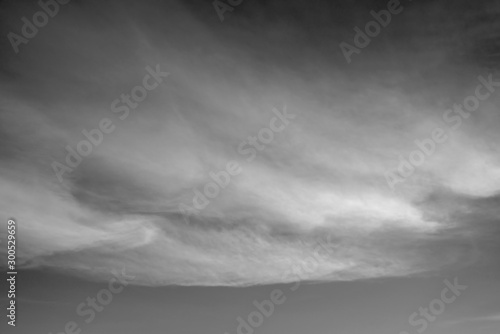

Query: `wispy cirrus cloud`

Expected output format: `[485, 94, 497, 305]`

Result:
[0, 0, 499, 286]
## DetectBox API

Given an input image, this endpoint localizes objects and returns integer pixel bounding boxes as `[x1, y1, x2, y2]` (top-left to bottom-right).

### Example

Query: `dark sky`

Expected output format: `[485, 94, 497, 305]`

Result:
[0, 0, 499, 333]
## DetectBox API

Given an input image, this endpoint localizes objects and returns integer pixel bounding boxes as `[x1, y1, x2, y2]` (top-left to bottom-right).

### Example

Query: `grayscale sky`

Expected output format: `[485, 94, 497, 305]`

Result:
[0, 0, 499, 333]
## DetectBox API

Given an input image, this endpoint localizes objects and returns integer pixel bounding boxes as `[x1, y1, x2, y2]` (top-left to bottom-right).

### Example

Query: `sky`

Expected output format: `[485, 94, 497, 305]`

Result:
[0, 0, 499, 333]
